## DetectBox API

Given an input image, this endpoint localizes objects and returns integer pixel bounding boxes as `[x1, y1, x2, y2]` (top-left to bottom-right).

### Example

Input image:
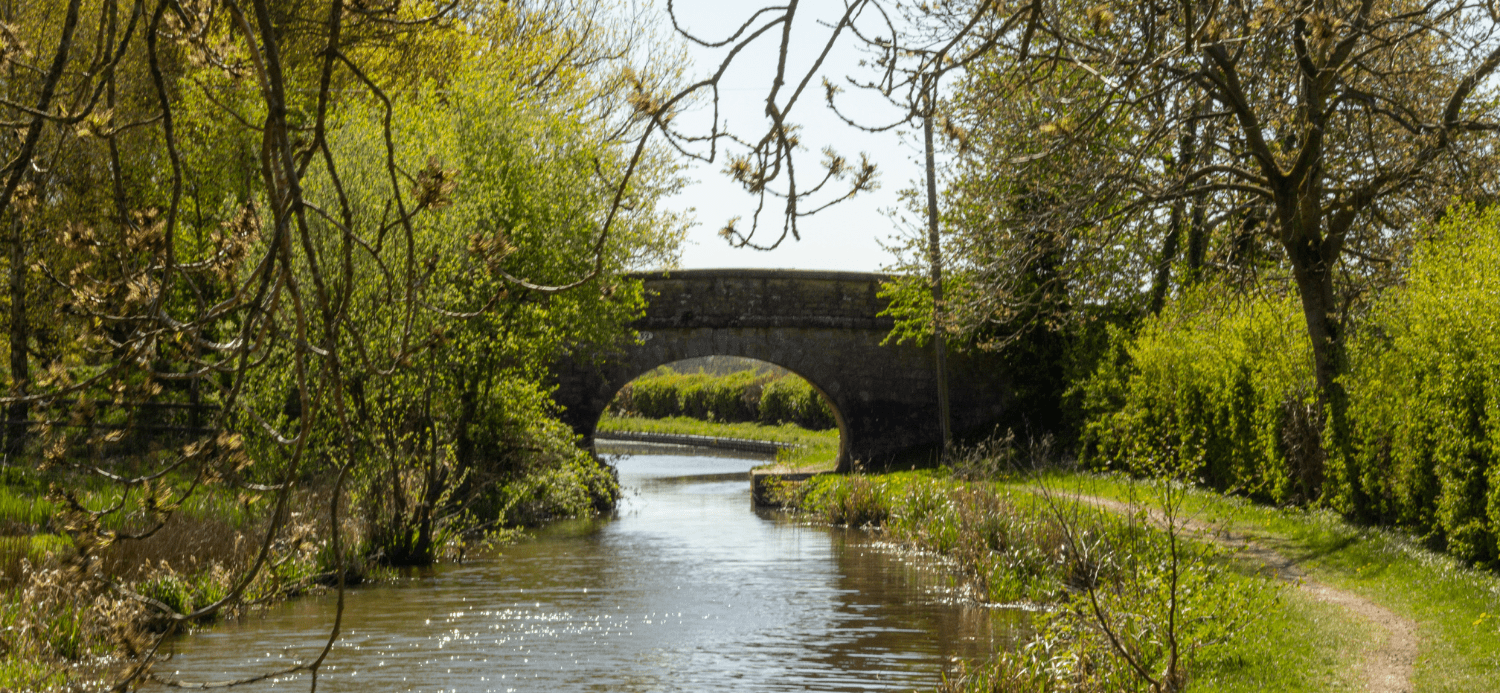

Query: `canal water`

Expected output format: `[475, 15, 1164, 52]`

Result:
[159, 444, 1024, 691]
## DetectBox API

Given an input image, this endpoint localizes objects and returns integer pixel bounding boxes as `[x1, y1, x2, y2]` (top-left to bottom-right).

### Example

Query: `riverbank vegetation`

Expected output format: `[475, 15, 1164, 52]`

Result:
[878, 0, 1500, 520]
[865, 2, 1500, 685]
[1077, 205, 1500, 566]
[881, 177, 1500, 692]
[601, 360, 842, 470]
[2, 0, 1498, 689]
[867, 202, 1500, 689]
[0, 0, 684, 687]
[1031, 470, 1500, 691]
[774, 467, 1368, 691]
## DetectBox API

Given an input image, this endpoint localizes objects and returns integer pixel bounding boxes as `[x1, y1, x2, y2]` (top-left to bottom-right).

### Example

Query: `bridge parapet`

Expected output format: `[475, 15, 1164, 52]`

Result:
[631, 269, 895, 331]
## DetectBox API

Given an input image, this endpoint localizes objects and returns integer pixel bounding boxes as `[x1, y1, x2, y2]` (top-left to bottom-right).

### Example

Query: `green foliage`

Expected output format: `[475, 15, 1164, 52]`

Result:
[798, 476, 891, 528]
[618, 369, 768, 422]
[1080, 284, 1317, 503]
[0, 534, 68, 589]
[0, 489, 56, 532]
[790, 471, 1275, 689]
[139, 572, 207, 622]
[1082, 204, 1500, 567]
[243, 63, 670, 564]
[0, 1, 683, 683]
[612, 367, 837, 430]
[490, 447, 621, 527]
[757, 375, 837, 429]
[1340, 205, 1500, 563]
[793, 472, 1070, 602]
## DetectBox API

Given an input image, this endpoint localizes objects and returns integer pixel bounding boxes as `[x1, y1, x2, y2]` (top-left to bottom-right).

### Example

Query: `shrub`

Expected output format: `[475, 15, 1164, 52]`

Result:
[618, 370, 683, 418]
[1341, 205, 1500, 563]
[679, 370, 766, 422]
[360, 375, 621, 565]
[758, 375, 837, 430]
[612, 367, 836, 430]
[1080, 284, 1315, 503]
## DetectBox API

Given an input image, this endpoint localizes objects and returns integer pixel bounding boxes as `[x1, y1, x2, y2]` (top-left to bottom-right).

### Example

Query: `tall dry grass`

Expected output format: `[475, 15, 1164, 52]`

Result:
[0, 478, 364, 689]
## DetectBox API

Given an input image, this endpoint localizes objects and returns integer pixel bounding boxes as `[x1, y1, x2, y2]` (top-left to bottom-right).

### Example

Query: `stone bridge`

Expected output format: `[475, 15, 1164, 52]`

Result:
[548, 269, 1012, 471]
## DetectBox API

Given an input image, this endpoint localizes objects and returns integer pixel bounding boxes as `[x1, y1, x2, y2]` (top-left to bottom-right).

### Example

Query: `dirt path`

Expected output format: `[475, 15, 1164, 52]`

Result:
[1048, 490, 1418, 693]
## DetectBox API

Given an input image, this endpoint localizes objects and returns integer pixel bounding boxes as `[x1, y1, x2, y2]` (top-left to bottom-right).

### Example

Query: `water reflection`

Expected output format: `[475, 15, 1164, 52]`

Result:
[157, 446, 1025, 691]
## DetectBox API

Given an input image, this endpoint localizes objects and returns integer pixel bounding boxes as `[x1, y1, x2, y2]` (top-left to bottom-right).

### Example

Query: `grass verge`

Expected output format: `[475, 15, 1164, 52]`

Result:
[1014, 471, 1500, 692]
[775, 469, 1367, 692]
[0, 467, 358, 689]
[597, 413, 840, 471]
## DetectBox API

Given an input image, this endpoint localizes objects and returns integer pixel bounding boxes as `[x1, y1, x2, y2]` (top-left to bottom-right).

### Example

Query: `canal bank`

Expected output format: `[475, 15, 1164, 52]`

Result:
[595, 414, 841, 473]
[769, 469, 1500, 692]
[595, 430, 789, 455]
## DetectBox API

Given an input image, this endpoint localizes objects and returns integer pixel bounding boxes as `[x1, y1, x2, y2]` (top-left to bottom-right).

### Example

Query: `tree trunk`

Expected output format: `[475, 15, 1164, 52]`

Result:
[1149, 113, 1202, 314]
[1285, 233, 1347, 501]
[1184, 202, 1207, 282]
[923, 89, 951, 449]
[1147, 207, 1182, 315]
[5, 223, 27, 460]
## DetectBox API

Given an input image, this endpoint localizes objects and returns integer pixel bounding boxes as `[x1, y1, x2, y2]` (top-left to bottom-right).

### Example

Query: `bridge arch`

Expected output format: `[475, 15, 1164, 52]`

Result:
[549, 269, 1013, 471]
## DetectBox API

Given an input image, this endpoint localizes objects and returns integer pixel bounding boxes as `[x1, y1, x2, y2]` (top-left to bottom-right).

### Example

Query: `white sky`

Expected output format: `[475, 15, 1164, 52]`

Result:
[645, 2, 938, 273]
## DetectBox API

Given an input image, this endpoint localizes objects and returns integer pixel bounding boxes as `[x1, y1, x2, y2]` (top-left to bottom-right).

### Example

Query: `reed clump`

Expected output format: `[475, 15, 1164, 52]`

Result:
[0, 470, 359, 689]
[784, 471, 1100, 603]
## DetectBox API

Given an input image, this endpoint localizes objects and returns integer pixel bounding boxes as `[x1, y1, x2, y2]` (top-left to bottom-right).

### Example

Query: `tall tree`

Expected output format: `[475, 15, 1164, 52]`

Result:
[0, 0, 688, 685]
[935, 0, 1500, 484]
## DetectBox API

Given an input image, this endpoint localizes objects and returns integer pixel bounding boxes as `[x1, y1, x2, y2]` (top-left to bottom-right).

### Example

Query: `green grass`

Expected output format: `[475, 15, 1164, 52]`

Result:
[597, 413, 840, 471]
[1006, 471, 1500, 692]
[0, 489, 53, 524]
[1188, 586, 1365, 692]
[785, 469, 1366, 692]
[0, 657, 72, 692]
[0, 534, 71, 588]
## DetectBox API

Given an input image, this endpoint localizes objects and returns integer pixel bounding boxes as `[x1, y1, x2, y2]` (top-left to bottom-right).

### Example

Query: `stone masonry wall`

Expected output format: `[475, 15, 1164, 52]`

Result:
[549, 269, 1011, 470]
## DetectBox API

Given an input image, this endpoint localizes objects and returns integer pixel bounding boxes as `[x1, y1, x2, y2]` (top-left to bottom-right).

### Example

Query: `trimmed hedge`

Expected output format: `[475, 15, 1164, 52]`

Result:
[1338, 205, 1500, 562]
[1082, 205, 1500, 566]
[611, 368, 837, 430]
[620, 369, 766, 422]
[758, 375, 838, 430]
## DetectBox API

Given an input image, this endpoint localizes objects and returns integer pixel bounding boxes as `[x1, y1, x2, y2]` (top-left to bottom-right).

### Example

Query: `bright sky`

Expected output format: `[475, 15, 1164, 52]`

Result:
[646, 2, 935, 273]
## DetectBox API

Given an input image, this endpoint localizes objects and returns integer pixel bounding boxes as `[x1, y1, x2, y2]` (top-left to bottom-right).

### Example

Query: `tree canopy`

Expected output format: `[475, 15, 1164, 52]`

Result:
[882, 0, 1500, 459]
[0, 0, 689, 685]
